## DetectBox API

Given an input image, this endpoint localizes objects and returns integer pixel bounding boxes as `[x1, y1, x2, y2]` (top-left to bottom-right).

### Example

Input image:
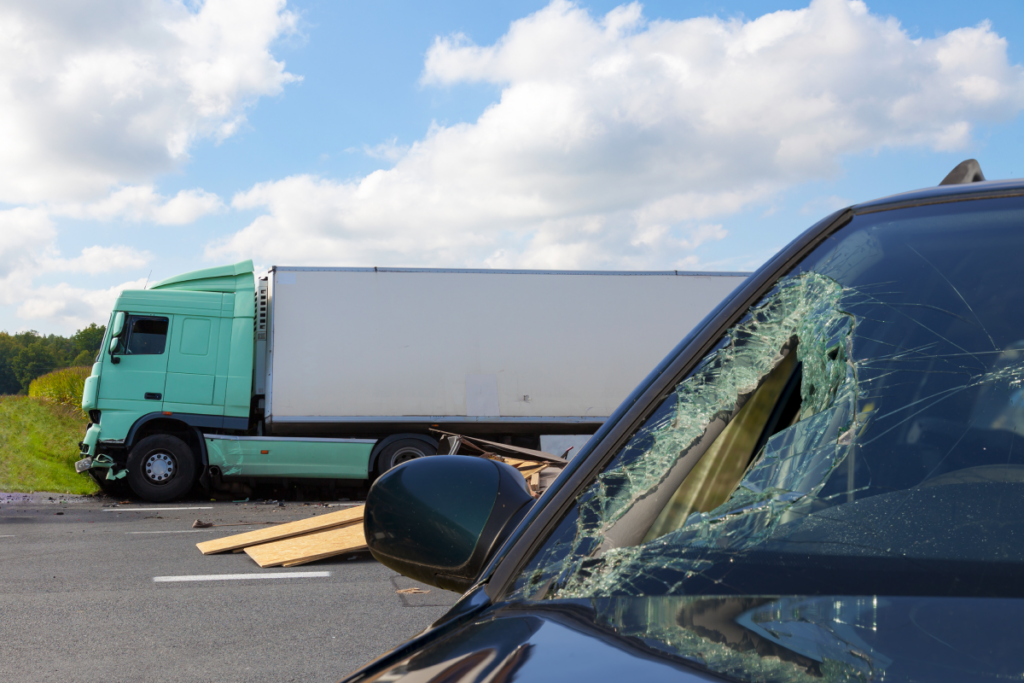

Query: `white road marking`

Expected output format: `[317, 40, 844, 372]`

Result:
[103, 507, 213, 512]
[0, 535, 15, 538]
[153, 572, 330, 583]
[127, 529, 216, 534]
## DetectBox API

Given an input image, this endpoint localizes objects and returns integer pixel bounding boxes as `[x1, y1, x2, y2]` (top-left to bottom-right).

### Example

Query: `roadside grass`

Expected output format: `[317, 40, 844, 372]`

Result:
[0, 395, 99, 495]
[29, 366, 91, 415]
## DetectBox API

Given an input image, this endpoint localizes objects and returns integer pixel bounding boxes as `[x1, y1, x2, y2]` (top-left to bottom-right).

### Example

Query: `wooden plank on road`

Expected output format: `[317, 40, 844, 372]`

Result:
[244, 523, 367, 568]
[195, 505, 364, 555]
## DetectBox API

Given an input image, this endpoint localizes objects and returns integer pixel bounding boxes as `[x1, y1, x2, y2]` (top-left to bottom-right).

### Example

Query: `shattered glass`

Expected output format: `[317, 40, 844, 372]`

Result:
[508, 196, 1024, 605]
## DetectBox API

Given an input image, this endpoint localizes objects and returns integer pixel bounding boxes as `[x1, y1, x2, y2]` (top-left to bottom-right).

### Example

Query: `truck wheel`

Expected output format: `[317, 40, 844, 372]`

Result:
[376, 439, 436, 475]
[126, 435, 197, 502]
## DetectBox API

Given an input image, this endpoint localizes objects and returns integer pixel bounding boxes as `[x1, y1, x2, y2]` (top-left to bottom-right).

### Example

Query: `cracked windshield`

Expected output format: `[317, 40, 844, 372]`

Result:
[510, 196, 1024, 602]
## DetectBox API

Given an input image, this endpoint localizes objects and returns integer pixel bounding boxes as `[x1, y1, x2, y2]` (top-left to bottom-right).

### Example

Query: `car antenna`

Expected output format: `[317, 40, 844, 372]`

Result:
[939, 159, 986, 186]
[143, 270, 152, 290]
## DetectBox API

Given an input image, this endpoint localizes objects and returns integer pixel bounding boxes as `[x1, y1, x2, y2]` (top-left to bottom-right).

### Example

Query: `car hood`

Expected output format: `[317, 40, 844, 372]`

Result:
[346, 594, 1024, 682]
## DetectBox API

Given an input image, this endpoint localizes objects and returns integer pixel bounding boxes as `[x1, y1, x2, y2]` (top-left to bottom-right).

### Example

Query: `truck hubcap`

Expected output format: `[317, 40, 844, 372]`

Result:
[392, 447, 422, 466]
[144, 452, 176, 484]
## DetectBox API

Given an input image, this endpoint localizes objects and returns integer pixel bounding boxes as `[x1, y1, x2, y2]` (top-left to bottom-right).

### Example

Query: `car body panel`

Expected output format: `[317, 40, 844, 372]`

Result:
[347, 596, 1024, 683]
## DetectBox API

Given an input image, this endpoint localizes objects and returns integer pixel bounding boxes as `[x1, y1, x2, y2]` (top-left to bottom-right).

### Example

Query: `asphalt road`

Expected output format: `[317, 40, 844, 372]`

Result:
[0, 492, 460, 683]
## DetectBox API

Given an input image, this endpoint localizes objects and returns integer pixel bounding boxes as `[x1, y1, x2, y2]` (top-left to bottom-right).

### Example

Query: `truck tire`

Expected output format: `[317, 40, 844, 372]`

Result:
[376, 438, 436, 475]
[126, 434, 197, 502]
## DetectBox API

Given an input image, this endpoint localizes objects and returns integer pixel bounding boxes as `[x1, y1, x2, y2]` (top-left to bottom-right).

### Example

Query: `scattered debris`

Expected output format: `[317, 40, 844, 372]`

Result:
[248, 523, 366, 567]
[396, 587, 430, 595]
[194, 431, 568, 569]
[196, 505, 364, 556]
[432, 430, 567, 496]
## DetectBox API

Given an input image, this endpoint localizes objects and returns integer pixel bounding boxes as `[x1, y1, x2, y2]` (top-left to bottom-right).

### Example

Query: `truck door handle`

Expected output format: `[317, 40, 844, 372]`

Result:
[145, 393, 162, 400]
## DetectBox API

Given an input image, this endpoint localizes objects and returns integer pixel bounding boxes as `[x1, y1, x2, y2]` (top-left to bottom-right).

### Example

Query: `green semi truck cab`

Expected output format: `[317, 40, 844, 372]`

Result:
[76, 261, 377, 501]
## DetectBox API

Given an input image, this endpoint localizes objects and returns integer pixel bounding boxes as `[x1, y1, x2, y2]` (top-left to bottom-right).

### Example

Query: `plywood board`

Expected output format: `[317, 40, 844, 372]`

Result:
[518, 463, 549, 479]
[244, 523, 367, 568]
[195, 505, 364, 555]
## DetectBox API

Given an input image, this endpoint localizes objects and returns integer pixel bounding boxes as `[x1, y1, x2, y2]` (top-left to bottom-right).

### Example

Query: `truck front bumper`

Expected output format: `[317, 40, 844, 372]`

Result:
[79, 423, 101, 457]
[74, 424, 127, 480]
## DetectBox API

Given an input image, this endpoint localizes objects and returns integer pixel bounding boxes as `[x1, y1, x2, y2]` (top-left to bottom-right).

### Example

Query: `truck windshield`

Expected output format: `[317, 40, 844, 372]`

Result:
[509, 195, 1024, 601]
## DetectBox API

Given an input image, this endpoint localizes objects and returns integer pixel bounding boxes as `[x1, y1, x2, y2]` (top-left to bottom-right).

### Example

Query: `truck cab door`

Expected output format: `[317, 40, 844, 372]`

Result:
[98, 315, 170, 410]
[165, 316, 219, 408]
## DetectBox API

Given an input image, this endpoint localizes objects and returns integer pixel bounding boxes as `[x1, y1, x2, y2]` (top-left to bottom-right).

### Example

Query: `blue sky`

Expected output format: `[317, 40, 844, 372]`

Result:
[2, 0, 1022, 334]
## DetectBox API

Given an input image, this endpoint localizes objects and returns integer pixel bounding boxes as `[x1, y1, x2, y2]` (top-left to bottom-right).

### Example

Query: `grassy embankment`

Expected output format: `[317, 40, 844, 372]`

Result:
[0, 367, 99, 494]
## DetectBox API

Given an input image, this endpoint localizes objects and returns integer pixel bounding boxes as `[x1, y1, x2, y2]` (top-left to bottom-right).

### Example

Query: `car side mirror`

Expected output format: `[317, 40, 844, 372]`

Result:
[365, 455, 534, 593]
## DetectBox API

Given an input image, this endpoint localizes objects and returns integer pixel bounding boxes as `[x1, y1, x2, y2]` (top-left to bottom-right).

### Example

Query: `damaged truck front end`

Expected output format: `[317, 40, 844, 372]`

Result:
[73, 261, 259, 499]
[74, 321, 125, 486]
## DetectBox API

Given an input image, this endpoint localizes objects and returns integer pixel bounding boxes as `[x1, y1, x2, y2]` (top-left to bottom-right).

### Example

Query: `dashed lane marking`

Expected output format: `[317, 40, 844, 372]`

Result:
[153, 572, 331, 583]
[103, 507, 213, 512]
[127, 529, 216, 534]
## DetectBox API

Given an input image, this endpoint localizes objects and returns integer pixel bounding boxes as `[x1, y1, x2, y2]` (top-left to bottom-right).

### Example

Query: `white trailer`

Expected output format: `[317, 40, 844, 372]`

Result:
[79, 260, 749, 500]
[259, 267, 748, 440]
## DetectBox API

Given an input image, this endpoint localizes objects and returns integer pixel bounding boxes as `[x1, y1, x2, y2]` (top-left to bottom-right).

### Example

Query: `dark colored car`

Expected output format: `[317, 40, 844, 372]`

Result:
[347, 160, 1024, 682]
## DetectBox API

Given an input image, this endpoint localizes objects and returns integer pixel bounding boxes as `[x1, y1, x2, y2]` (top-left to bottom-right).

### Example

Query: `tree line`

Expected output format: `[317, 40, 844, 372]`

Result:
[0, 324, 106, 395]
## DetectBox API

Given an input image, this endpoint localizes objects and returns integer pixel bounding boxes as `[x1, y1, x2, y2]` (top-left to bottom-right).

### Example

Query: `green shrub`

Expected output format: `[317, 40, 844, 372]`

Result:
[28, 366, 91, 415]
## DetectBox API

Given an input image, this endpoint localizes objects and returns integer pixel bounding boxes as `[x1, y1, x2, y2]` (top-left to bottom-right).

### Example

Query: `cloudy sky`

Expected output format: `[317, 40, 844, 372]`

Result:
[1, 0, 1022, 335]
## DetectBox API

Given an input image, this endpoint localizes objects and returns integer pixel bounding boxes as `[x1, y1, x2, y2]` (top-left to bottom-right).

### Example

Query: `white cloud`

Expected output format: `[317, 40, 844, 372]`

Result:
[363, 138, 410, 162]
[39, 246, 152, 275]
[0, 206, 154, 332]
[0, 208, 56, 278]
[14, 278, 149, 331]
[0, 0, 299, 203]
[210, 0, 1024, 271]
[55, 186, 226, 224]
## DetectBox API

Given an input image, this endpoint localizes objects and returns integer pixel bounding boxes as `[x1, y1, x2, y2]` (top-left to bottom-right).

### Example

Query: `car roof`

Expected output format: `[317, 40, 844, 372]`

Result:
[854, 177, 1024, 212]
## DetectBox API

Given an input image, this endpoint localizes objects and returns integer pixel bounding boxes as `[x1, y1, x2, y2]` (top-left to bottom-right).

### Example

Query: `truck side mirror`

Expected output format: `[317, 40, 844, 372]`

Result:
[111, 311, 125, 337]
[365, 456, 534, 593]
[108, 312, 125, 363]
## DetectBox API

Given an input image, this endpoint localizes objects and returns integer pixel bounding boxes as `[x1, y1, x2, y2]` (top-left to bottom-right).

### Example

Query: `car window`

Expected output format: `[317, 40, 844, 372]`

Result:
[508, 196, 1024, 601]
[126, 316, 168, 355]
